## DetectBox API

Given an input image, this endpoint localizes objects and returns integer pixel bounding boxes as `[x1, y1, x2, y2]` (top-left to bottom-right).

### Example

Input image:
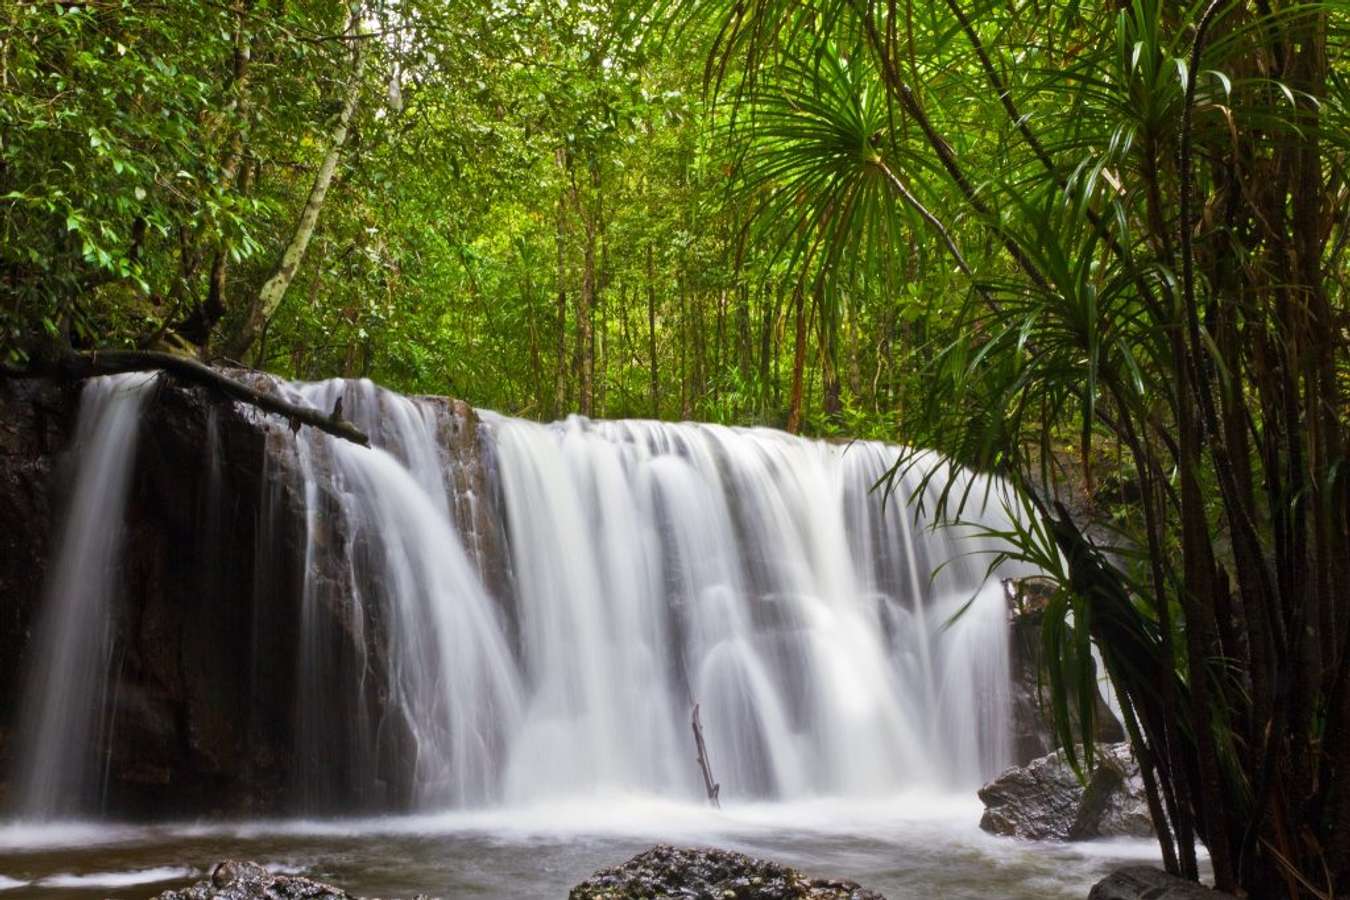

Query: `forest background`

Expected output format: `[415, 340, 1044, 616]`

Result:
[1, 0, 943, 436]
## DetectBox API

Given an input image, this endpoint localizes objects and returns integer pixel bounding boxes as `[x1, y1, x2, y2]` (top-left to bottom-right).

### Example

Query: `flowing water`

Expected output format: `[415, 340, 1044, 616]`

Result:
[0, 375, 1169, 896]
[11, 374, 157, 819]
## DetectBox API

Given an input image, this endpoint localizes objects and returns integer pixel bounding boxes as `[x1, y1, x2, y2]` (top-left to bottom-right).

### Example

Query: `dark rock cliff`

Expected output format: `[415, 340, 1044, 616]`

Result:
[0, 378, 77, 810]
[1005, 577, 1124, 765]
[0, 374, 500, 817]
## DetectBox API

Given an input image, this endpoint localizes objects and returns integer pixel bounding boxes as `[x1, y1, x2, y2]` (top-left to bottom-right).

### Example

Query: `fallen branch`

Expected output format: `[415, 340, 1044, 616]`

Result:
[2, 349, 370, 446]
[691, 703, 721, 808]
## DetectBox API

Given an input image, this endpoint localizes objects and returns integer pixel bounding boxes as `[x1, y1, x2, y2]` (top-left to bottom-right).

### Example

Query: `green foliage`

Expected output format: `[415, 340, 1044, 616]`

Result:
[0, 0, 941, 432]
[654, 0, 1349, 892]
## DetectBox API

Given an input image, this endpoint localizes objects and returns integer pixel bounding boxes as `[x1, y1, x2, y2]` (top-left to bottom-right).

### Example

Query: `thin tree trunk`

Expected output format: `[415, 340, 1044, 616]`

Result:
[182, 0, 253, 351]
[569, 162, 596, 417]
[553, 180, 568, 418]
[679, 272, 690, 419]
[786, 284, 806, 433]
[647, 244, 659, 417]
[229, 1, 365, 360]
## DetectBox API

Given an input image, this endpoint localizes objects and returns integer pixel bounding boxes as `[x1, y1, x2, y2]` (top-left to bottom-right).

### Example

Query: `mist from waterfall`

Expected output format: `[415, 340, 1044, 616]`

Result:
[10, 375, 1025, 818]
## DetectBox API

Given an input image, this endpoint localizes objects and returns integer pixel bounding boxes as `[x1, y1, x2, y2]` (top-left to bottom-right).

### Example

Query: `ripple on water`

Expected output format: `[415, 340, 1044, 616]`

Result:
[37, 867, 200, 889]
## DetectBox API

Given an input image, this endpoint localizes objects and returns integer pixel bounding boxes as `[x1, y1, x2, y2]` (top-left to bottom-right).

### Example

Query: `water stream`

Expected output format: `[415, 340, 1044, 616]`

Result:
[11, 374, 157, 819]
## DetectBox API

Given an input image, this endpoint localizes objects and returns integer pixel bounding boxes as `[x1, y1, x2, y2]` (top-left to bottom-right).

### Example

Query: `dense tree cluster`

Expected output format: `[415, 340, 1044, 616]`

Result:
[0, 0, 925, 432]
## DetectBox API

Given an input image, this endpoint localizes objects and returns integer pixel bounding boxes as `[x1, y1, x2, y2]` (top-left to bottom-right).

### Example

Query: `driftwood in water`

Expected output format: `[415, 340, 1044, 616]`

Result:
[2, 349, 370, 445]
[691, 703, 720, 808]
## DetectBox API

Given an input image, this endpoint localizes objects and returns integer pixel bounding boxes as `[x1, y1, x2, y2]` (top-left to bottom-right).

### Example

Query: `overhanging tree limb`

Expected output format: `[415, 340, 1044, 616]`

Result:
[2, 350, 370, 446]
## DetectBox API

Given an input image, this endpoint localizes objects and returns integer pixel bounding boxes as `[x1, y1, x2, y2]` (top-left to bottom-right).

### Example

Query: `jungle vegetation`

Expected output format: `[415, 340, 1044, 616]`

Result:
[2, 0, 1349, 895]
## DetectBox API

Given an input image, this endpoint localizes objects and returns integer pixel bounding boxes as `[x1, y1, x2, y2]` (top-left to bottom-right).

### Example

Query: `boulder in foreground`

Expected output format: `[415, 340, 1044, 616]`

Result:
[568, 845, 885, 900]
[1088, 866, 1234, 899]
[153, 860, 353, 900]
[978, 742, 1152, 840]
[152, 859, 435, 900]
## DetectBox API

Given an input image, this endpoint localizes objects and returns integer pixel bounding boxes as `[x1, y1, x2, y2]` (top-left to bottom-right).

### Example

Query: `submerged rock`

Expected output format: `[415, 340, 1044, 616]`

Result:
[978, 742, 1152, 840]
[1088, 866, 1233, 899]
[151, 860, 435, 900]
[568, 845, 885, 900]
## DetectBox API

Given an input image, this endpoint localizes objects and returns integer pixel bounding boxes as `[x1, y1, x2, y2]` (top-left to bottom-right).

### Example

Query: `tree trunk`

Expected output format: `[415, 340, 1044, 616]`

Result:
[569, 162, 595, 417]
[5, 350, 368, 444]
[553, 180, 568, 418]
[647, 244, 659, 418]
[679, 272, 690, 419]
[179, 0, 253, 350]
[228, 1, 365, 361]
[785, 284, 806, 433]
[822, 310, 842, 426]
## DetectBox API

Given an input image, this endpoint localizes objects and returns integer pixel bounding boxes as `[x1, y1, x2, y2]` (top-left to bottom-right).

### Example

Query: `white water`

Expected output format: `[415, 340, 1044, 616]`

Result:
[264, 379, 524, 810]
[487, 416, 1018, 803]
[11, 374, 156, 819]
[11, 375, 1027, 819]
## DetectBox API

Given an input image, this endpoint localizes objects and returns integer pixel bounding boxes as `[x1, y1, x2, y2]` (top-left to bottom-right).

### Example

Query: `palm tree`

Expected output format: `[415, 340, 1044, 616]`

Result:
[640, 0, 1350, 893]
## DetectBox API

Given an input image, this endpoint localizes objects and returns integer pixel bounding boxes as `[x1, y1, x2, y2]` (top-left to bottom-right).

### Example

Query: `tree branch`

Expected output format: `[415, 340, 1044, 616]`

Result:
[2, 350, 370, 445]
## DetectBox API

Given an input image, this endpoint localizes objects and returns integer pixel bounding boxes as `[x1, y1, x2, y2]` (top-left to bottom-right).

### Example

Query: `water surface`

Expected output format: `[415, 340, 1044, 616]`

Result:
[0, 795, 1172, 898]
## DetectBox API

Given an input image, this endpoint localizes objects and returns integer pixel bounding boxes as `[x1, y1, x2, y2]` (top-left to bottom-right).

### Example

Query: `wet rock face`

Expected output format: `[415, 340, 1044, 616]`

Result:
[1088, 866, 1233, 900]
[0, 374, 503, 816]
[978, 742, 1152, 841]
[1004, 577, 1125, 765]
[0, 376, 307, 815]
[569, 845, 885, 900]
[0, 379, 76, 804]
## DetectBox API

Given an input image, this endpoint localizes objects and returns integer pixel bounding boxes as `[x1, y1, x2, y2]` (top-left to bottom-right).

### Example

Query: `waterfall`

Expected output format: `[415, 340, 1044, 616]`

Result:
[12, 373, 156, 819]
[485, 416, 1017, 802]
[266, 380, 523, 811]
[11, 374, 1025, 817]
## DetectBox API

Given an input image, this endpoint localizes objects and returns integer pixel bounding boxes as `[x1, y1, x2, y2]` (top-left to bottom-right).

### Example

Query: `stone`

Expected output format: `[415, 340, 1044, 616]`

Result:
[978, 742, 1152, 841]
[568, 845, 885, 900]
[0, 379, 74, 749]
[1088, 866, 1233, 899]
[152, 859, 437, 900]
[1004, 577, 1125, 765]
[1070, 751, 1153, 841]
[154, 859, 353, 900]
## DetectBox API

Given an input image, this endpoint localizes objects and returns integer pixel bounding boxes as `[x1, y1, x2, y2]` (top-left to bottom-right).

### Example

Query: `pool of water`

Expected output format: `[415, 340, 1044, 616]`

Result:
[0, 794, 1177, 898]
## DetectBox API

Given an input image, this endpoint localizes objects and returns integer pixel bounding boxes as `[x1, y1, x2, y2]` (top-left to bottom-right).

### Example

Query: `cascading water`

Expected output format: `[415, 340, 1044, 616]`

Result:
[485, 416, 1018, 803]
[9, 374, 1027, 818]
[266, 379, 523, 811]
[11, 373, 156, 819]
